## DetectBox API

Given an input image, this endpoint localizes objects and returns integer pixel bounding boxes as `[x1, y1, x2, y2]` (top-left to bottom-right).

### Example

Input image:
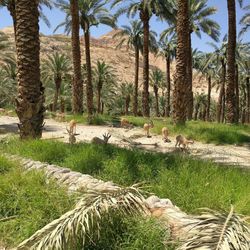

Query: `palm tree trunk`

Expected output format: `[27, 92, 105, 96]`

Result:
[84, 28, 94, 115]
[53, 78, 61, 112]
[97, 82, 102, 114]
[53, 87, 59, 112]
[7, 1, 17, 39]
[166, 55, 171, 117]
[206, 76, 211, 121]
[226, 0, 237, 123]
[186, 32, 193, 120]
[140, 9, 150, 117]
[217, 60, 226, 123]
[70, 0, 83, 114]
[241, 84, 246, 124]
[133, 47, 139, 116]
[194, 104, 199, 120]
[173, 0, 189, 125]
[247, 77, 250, 123]
[125, 96, 130, 115]
[15, 0, 44, 139]
[235, 64, 239, 123]
[154, 86, 159, 117]
[60, 97, 65, 113]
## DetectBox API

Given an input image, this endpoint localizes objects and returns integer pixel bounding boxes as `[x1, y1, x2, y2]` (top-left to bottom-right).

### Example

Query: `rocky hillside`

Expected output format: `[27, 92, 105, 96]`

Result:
[1, 26, 214, 97]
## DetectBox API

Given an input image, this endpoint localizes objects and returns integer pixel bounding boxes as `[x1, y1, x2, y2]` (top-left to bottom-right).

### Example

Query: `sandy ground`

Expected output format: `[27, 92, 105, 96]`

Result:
[0, 115, 250, 169]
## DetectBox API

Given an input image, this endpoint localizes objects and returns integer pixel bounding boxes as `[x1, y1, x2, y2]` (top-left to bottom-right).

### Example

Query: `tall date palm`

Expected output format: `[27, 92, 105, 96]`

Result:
[70, 0, 83, 113]
[56, 0, 116, 115]
[173, 0, 190, 124]
[15, 0, 44, 139]
[112, 0, 172, 117]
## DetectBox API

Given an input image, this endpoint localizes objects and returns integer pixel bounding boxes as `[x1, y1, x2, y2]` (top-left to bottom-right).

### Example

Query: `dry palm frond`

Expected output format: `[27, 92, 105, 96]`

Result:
[0, 215, 17, 223]
[17, 184, 149, 250]
[178, 206, 250, 250]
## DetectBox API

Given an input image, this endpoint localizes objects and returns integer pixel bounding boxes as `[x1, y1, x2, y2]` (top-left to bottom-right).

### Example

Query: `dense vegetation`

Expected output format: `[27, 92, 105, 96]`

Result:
[1, 139, 249, 215]
[0, 155, 171, 249]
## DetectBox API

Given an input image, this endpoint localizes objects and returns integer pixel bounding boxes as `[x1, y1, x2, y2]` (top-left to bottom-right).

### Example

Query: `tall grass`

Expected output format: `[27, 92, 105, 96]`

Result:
[0, 156, 74, 247]
[1, 139, 249, 215]
[0, 155, 170, 249]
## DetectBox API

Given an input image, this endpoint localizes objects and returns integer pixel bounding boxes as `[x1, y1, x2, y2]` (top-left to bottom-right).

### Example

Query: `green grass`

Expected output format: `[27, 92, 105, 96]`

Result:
[0, 155, 74, 247]
[0, 154, 170, 249]
[1, 139, 249, 215]
[125, 116, 250, 145]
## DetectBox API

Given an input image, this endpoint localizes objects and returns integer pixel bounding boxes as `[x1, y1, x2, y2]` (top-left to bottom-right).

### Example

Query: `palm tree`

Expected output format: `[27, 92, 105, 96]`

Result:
[113, 20, 143, 117]
[15, 0, 44, 139]
[119, 82, 134, 115]
[239, 3, 250, 37]
[112, 0, 172, 117]
[165, 0, 220, 120]
[113, 20, 158, 116]
[93, 60, 116, 113]
[56, 0, 116, 116]
[0, 61, 16, 107]
[239, 60, 250, 123]
[0, 0, 53, 38]
[226, 0, 237, 123]
[158, 34, 176, 117]
[195, 52, 216, 121]
[0, 32, 14, 63]
[150, 68, 164, 117]
[207, 36, 228, 123]
[70, 0, 83, 114]
[173, 0, 190, 125]
[226, 0, 245, 123]
[41, 52, 71, 112]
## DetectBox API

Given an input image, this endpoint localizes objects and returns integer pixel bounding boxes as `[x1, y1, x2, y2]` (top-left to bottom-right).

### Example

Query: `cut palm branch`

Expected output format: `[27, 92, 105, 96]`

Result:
[17, 184, 149, 250]
[178, 206, 250, 250]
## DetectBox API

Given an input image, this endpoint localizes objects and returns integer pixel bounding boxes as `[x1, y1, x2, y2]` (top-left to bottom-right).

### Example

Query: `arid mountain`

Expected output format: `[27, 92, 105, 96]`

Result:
[1, 26, 216, 98]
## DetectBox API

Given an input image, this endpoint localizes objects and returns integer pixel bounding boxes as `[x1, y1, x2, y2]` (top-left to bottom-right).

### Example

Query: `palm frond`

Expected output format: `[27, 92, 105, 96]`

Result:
[178, 206, 250, 250]
[17, 184, 148, 250]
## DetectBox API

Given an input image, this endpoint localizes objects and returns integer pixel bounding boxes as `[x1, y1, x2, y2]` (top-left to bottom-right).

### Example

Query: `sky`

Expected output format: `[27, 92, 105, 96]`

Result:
[0, 0, 249, 52]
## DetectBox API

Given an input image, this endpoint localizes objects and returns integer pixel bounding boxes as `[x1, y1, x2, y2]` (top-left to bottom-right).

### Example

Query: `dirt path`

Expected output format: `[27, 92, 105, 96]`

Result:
[1, 116, 250, 169]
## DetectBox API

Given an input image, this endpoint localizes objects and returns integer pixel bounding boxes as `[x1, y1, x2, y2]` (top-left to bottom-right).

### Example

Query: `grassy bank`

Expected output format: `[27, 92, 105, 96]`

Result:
[1, 139, 249, 215]
[0, 154, 171, 249]
[0, 156, 74, 247]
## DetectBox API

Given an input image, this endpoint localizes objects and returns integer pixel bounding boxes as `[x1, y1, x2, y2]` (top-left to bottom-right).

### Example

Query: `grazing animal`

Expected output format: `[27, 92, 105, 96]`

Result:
[120, 118, 130, 128]
[91, 133, 111, 145]
[162, 127, 171, 142]
[143, 120, 154, 138]
[66, 128, 76, 144]
[0, 108, 6, 114]
[175, 135, 194, 149]
[56, 112, 65, 122]
[68, 120, 77, 135]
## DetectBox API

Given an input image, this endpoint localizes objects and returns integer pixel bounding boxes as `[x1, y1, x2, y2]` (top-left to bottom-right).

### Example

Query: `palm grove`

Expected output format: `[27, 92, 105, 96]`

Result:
[0, 0, 249, 139]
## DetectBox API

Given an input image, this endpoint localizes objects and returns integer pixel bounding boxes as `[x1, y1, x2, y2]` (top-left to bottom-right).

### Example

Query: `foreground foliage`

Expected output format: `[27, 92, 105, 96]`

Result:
[1, 139, 249, 215]
[0, 156, 74, 247]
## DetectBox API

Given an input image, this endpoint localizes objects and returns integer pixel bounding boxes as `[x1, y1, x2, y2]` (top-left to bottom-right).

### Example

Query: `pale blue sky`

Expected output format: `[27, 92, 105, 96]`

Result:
[0, 0, 249, 52]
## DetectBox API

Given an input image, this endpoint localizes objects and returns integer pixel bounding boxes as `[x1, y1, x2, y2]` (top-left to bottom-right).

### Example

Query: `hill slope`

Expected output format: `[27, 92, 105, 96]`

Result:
[1, 26, 214, 97]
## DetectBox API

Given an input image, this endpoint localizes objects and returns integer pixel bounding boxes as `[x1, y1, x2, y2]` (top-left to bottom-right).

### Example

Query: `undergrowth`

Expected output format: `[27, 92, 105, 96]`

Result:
[1, 139, 249, 215]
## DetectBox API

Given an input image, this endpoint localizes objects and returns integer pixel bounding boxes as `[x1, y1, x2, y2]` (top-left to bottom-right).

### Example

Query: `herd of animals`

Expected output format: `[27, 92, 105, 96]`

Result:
[0, 108, 194, 149]
[66, 117, 194, 149]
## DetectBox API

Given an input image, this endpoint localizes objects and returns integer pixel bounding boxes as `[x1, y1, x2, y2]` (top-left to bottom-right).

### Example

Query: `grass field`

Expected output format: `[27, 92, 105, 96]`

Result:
[0, 154, 171, 249]
[1, 138, 249, 215]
